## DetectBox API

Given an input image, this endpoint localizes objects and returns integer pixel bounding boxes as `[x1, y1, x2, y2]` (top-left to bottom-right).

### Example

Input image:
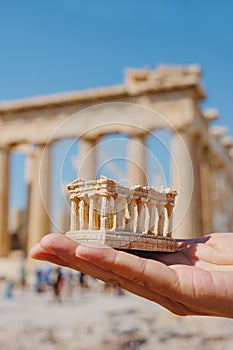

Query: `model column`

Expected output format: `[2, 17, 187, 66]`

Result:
[27, 143, 51, 253]
[0, 147, 10, 257]
[127, 134, 147, 186]
[78, 137, 97, 180]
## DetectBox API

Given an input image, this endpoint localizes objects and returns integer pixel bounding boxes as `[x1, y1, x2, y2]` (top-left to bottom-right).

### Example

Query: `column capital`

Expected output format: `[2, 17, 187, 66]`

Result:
[128, 131, 149, 139]
[0, 145, 10, 152]
[36, 142, 53, 149]
[79, 135, 98, 143]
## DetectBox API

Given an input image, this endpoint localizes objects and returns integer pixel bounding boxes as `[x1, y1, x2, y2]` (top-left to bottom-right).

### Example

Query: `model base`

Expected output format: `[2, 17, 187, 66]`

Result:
[66, 230, 178, 252]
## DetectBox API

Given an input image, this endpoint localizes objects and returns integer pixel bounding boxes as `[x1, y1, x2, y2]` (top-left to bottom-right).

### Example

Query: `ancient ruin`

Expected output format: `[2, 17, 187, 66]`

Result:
[0, 64, 233, 258]
[66, 176, 178, 252]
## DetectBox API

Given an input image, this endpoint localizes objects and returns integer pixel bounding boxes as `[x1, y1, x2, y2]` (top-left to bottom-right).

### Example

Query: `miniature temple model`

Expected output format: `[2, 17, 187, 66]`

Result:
[66, 176, 178, 252]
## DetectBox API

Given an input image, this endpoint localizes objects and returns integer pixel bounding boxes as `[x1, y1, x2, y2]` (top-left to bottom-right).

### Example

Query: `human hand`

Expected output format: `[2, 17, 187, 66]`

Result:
[30, 232, 233, 318]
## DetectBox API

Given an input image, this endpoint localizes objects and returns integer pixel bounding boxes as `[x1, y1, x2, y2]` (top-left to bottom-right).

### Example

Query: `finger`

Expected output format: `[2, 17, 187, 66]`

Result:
[177, 234, 233, 265]
[31, 234, 104, 274]
[75, 242, 180, 298]
[39, 233, 78, 256]
[36, 234, 157, 291]
[30, 243, 73, 267]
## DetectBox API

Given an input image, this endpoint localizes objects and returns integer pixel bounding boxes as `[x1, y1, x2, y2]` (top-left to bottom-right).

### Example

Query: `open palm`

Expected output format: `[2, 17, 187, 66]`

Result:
[30, 232, 233, 318]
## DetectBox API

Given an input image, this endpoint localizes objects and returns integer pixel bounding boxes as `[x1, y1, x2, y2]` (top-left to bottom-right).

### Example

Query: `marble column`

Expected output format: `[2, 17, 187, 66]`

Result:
[84, 197, 89, 229]
[136, 198, 146, 233]
[108, 196, 114, 230]
[221, 172, 232, 231]
[115, 196, 125, 231]
[156, 204, 165, 236]
[27, 144, 51, 253]
[148, 201, 156, 234]
[100, 195, 110, 230]
[78, 137, 96, 180]
[214, 168, 228, 231]
[165, 204, 173, 237]
[125, 198, 135, 232]
[0, 147, 10, 257]
[71, 199, 80, 231]
[171, 131, 202, 239]
[89, 195, 99, 230]
[127, 134, 147, 186]
[79, 198, 89, 230]
[79, 199, 85, 230]
[200, 156, 214, 234]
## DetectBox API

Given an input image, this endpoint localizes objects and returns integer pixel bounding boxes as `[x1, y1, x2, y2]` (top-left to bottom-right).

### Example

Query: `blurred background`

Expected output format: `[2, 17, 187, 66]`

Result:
[0, 1, 233, 349]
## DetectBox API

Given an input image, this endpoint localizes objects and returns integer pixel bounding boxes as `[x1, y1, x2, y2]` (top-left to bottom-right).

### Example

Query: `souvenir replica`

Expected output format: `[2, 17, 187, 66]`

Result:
[66, 176, 178, 252]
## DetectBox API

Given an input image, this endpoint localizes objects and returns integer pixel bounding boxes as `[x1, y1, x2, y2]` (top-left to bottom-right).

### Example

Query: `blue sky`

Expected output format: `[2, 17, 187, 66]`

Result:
[1, 0, 233, 226]
[1, 0, 233, 126]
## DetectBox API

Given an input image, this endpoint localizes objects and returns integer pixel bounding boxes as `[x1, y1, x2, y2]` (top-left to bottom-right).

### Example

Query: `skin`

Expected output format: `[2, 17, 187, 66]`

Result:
[30, 232, 233, 318]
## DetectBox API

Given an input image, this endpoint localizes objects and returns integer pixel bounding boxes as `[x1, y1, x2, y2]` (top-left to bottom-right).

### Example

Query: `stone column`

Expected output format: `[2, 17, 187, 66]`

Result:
[222, 172, 232, 231]
[78, 137, 97, 180]
[171, 131, 202, 239]
[136, 198, 146, 233]
[89, 195, 99, 230]
[214, 168, 228, 231]
[125, 198, 135, 232]
[115, 196, 125, 231]
[70, 199, 80, 231]
[79, 197, 89, 230]
[27, 144, 51, 253]
[200, 155, 214, 234]
[108, 196, 114, 230]
[127, 134, 147, 186]
[156, 204, 165, 236]
[100, 195, 110, 230]
[84, 197, 89, 229]
[0, 147, 10, 257]
[165, 204, 173, 237]
[148, 201, 156, 234]
[79, 199, 85, 230]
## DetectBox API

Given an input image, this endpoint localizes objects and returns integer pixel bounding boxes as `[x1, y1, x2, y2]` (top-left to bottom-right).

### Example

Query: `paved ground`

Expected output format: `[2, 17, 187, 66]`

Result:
[0, 278, 233, 350]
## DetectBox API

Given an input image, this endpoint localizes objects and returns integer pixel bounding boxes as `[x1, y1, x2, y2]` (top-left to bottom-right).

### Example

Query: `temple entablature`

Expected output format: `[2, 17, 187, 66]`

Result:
[124, 64, 205, 99]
